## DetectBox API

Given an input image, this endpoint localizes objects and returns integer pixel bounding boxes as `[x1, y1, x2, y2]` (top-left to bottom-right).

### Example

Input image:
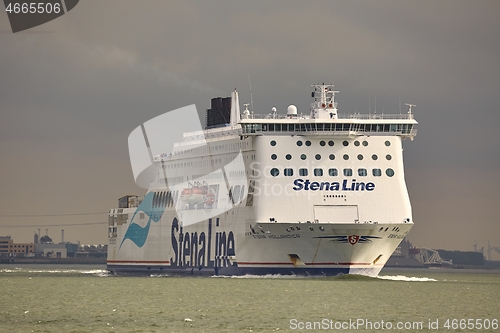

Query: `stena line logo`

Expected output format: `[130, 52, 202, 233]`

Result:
[293, 179, 375, 191]
[3, 0, 79, 33]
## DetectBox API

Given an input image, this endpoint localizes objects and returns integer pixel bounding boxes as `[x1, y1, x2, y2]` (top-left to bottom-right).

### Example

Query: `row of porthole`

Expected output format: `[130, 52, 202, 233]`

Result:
[270, 140, 391, 147]
[271, 153, 392, 161]
[270, 167, 395, 177]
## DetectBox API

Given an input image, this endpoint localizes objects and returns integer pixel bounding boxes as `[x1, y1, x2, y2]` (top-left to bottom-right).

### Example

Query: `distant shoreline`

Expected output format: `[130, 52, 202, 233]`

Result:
[0, 257, 106, 265]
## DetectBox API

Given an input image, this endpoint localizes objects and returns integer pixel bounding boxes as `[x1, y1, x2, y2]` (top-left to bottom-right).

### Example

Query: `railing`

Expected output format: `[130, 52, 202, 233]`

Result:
[241, 112, 414, 120]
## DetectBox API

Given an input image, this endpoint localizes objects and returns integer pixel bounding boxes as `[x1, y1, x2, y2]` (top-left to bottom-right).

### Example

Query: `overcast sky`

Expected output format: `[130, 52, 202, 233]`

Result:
[1, 0, 499, 259]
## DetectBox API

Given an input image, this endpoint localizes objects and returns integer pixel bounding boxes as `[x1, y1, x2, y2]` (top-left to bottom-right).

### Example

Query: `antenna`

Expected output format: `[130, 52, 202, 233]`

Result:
[248, 73, 254, 111]
[405, 103, 416, 114]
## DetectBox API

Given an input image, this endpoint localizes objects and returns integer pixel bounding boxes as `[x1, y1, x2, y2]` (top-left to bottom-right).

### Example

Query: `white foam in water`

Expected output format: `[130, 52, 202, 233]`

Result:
[377, 275, 437, 282]
[0, 268, 108, 276]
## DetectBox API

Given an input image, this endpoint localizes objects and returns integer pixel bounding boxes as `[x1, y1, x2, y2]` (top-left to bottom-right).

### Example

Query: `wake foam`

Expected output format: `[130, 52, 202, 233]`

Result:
[377, 275, 437, 282]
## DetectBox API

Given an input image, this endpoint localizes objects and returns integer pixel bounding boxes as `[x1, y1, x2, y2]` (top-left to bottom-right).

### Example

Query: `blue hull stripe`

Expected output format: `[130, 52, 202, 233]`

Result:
[107, 264, 360, 276]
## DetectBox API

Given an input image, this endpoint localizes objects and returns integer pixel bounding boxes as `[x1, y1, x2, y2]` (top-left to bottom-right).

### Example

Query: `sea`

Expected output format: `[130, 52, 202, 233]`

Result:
[1, 265, 499, 333]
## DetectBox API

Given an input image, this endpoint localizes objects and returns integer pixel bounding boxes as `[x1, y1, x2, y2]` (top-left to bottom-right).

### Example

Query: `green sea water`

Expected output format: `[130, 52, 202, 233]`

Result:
[1, 265, 499, 333]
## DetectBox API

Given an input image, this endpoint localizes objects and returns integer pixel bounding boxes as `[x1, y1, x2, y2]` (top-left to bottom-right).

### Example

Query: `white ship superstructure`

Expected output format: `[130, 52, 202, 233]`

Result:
[107, 83, 417, 277]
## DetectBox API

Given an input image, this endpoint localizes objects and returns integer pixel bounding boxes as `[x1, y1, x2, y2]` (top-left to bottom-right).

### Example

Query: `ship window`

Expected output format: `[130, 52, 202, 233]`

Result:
[233, 185, 241, 204]
[386, 168, 395, 177]
[284, 168, 294, 176]
[329, 168, 338, 176]
[343, 154, 349, 160]
[354, 141, 360, 147]
[314, 168, 323, 176]
[299, 168, 308, 176]
[300, 154, 307, 160]
[343, 140, 349, 146]
[373, 169, 382, 177]
[386, 154, 392, 160]
[328, 140, 334, 146]
[286, 154, 292, 160]
[305, 140, 311, 146]
[372, 154, 378, 160]
[152, 192, 157, 208]
[343, 168, 353, 177]
[168, 191, 174, 207]
[216, 218, 220, 227]
[271, 154, 277, 160]
[270, 140, 276, 146]
[362, 141, 368, 146]
[270, 168, 279, 177]
[385, 140, 391, 146]
[324, 124, 331, 131]
[357, 154, 363, 160]
[315, 154, 321, 160]
[329, 154, 335, 160]
[320, 140, 326, 146]
[296, 140, 303, 147]
[269, 124, 274, 131]
[358, 168, 367, 177]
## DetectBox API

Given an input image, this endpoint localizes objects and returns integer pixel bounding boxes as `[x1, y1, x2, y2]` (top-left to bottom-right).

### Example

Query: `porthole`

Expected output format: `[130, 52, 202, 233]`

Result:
[343, 154, 349, 160]
[320, 140, 326, 146]
[315, 154, 321, 160]
[386, 154, 392, 161]
[385, 140, 391, 146]
[328, 168, 338, 176]
[270, 168, 279, 177]
[343, 168, 353, 177]
[299, 168, 308, 176]
[270, 140, 276, 146]
[328, 141, 334, 146]
[300, 154, 307, 160]
[362, 141, 368, 146]
[354, 141, 360, 147]
[343, 140, 349, 146]
[386, 168, 395, 177]
[297, 140, 303, 147]
[314, 168, 323, 176]
[286, 154, 292, 160]
[305, 140, 311, 146]
[373, 169, 382, 177]
[329, 154, 335, 160]
[372, 154, 378, 160]
[357, 154, 363, 160]
[271, 154, 277, 160]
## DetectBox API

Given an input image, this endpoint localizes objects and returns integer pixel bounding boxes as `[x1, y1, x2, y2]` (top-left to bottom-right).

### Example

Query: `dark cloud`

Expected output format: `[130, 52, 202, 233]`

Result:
[0, 0, 498, 257]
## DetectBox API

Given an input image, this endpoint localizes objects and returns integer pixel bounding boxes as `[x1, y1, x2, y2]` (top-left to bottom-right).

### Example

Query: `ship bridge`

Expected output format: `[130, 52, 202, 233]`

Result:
[239, 84, 417, 139]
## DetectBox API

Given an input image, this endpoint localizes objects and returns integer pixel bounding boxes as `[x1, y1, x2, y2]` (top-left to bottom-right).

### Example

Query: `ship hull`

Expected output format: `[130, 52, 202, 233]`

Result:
[107, 207, 412, 277]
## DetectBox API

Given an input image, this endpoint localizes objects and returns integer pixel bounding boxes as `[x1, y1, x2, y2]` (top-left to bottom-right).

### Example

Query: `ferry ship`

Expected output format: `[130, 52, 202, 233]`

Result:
[107, 83, 417, 277]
